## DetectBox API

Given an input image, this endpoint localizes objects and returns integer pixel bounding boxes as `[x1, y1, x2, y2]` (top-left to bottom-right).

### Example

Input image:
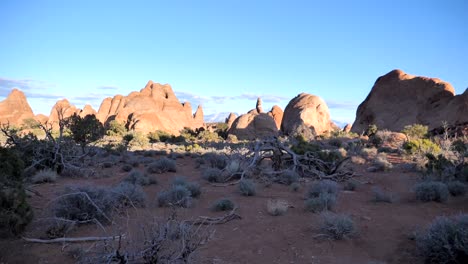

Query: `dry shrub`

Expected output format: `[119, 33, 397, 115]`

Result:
[147, 157, 177, 174]
[361, 147, 378, 159]
[371, 186, 394, 203]
[266, 199, 289, 216]
[415, 214, 468, 264]
[305, 180, 339, 213]
[320, 212, 356, 240]
[414, 181, 449, 203]
[239, 179, 256, 196]
[351, 156, 366, 165]
[368, 153, 393, 172]
[211, 198, 235, 211]
[31, 169, 58, 183]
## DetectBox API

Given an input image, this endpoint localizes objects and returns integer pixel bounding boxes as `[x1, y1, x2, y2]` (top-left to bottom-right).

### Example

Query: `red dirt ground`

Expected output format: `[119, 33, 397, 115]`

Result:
[1, 153, 467, 264]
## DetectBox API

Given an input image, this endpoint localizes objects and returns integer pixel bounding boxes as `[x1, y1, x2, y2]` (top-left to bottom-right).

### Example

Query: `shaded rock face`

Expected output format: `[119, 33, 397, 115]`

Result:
[281, 93, 336, 137]
[225, 113, 238, 128]
[352, 69, 468, 133]
[268, 105, 284, 129]
[97, 81, 204, 135]
[0, 89, 35, 126]
[228, 99, 279, 140]
[343, 124, 352, 133]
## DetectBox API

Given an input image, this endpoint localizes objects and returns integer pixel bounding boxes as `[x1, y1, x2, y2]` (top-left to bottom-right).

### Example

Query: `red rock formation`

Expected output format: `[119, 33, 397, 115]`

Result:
[352, 69, 468, 133]
[34, 114, 48, 124]
[47, 99, 79, 129]
[96, 81, 204, 134]
[281, 93, 336, 137]
[228, 98, 279, 140]
[0, 89, 35, 126]
[79, 104, 97, 118]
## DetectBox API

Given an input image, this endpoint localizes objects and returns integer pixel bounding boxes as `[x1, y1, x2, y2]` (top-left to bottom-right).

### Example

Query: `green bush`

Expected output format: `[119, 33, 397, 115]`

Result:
[364, 124, 378, 137]
[451, 139, 467, 154]
[239, 179, 256, 196]
[105, 120, 127, 136]
[148, 130, 172, 143]
[425, 153, 456, 181]
[414, 181, 449, 203]
[403, 139, 441, 155]
[415, 214, 468, 264]
[197, 130, 221, 142]
[67, 114, 105, 150]
[402, 124, 428, 140]
[211, 198, 235, 211]
[291, 137, 321, 155]
[128, 132, 149, 149]
[0, 147, 33, 236]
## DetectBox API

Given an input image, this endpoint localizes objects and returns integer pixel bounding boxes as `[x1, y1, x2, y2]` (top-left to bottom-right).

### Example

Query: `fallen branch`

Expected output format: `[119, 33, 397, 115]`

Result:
[22, 235, 125, 244]
[186, 208, 242, 225]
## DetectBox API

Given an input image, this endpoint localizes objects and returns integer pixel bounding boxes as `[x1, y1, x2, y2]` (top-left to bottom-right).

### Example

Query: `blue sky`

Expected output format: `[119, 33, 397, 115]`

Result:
[0, 0, 467, 124]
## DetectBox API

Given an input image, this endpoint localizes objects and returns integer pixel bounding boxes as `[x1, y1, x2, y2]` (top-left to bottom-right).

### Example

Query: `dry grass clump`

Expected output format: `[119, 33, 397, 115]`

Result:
[123, 170, 157, 186]
[157, 177, 201, 207]
[239, 179, 256, 196]
[202, 168, 226, 183]
[31, 169, 58, 183]
[368, 153, 393, 172]
[113, 182, 147, 207]
[371, 186, 394, 203]
[275, 170, 300, 185]
[202, 152, 228, 169]
[320, 212, 356, 240]
[266, 199, 289, 216]
[343, 179, 358, 191]
[53, 186, 116, 223]
[361, 147, 378, 159]
[305, 180, 339, 213]
[351, 155, 366, 165]
[120, 164, 133, 172]
[147, 157, 177, 174]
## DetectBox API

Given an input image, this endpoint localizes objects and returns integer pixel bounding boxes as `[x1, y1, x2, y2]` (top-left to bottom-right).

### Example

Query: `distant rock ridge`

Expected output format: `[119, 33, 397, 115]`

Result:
[228, 99, 282, 140]
[351, 69, 468, 133]
[96, 80, 204, 134]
